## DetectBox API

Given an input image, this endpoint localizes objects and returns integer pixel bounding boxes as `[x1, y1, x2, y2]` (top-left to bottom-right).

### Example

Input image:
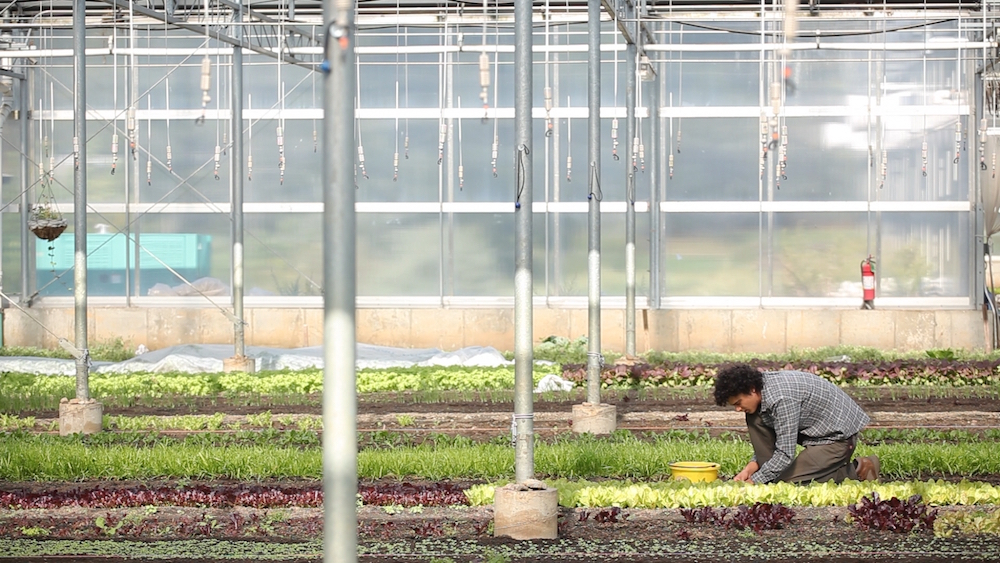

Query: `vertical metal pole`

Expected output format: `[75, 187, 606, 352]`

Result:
[586, 0, 602, 405]
[322, 0, 357, 560]
[625, 38, 636, 357]
[551, 53, 560, 298]
[129, 32, 140, 299]
[19, 76, 32, 301]
[649, 49, 660, 310]
[513, 0, 534, 484]
[123, 46, 131, 304]
[444, 40, 454, 299]
[232, 9, 246, 358]
[73, 0, 89, 398]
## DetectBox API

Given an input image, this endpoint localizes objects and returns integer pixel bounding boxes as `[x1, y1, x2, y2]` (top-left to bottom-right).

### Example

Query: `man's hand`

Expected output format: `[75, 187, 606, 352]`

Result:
[733, 461, 759, 483]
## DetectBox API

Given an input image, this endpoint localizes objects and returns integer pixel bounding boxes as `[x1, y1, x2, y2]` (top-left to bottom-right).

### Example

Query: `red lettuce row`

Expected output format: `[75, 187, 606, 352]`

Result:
[561, 359, 1000, 388]
[0, 481, 469, 510]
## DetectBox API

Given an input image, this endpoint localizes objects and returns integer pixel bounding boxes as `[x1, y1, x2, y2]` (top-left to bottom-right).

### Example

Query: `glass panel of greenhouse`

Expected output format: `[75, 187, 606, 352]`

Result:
[0, 1, 988, 310]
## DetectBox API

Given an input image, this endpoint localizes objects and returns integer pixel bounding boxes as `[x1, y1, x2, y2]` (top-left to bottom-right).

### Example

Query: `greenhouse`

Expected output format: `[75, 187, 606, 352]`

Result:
[4, 4, 1000, 563]
[0, 0, 997, 353]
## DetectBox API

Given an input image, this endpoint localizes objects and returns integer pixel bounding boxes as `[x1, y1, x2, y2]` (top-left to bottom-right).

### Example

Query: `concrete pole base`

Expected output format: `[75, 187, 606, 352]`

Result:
[58, 398, 103, 436]
[223, 355, 257, 373]
[571, 402, 617, 435]
[493, 480, 559, 539]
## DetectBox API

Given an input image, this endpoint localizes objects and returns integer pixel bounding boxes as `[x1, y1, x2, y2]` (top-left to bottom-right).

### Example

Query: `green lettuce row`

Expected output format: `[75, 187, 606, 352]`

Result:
[465, 478, 1000, 508]
[0, 365, 556, 399]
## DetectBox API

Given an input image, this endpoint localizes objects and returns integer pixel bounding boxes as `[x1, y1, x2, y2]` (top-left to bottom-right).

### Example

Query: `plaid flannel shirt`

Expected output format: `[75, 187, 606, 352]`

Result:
[751, 370, 870, 484]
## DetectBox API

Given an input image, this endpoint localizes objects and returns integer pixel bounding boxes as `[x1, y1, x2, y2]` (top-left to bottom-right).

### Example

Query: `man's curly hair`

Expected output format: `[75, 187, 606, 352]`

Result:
[713, 364, 764, 407]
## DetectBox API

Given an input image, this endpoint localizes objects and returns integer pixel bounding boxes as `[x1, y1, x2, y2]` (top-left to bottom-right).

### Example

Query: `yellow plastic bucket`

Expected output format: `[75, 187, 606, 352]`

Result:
[669, 461, 720, 483]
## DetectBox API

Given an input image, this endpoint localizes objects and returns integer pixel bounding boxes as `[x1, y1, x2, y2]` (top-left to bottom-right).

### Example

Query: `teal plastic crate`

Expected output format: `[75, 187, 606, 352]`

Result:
[35, 233, 212, 296]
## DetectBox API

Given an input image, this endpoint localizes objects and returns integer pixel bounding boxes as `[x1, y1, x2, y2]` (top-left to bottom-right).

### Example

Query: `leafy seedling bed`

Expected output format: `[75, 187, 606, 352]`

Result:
[1, 480, 1000, 562]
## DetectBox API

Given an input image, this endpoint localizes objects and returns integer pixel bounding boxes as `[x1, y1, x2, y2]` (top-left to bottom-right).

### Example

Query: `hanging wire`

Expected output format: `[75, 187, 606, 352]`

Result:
[278, 81, 286, 185]
[196, 0, 212, 124]
[777, 52, 788, 182]
[637, 82, 645, 172]
[247, 93, 254, 180]
[145, 21, 153, 186]
[980, 18, 989, 173]
[165, 78, 173, 172]
[588, 160, 602, 201]
[437, 16, 448, 167]
[393, 80, 400, 182]
[147, 96, 153, 185]
[515, 144, 529, 208]
[404, 26, 410, 160]
[37, 95, 45, 202]
[770, 25, 783, 189]
[491, 4, 500, 178]
[127, 14, 137, 162]
[458, 96, 465, 190]
[667, 4, 674, 180]
[111, 27, 119, 175]
[213, 74, 222, 180]
[164, 17, 173, 171]
[566, 95, 572, 183]
[37, 2, 48, 201]
[633, 52, 642, 173]
[312, 30, 318, 153]
[393, 3, 400, 181]
[52, 84, 60, 176]
[921, 4, 928, 177]
[479, 0, 490, 120]
[676, 23, 683, 154]
[356, 55, 369, 179]
[611, 27, 619, 160]
[543, 0, 553, 137]
[953, 0, 963, 166]
[277, 24, 287, 185]
[879, 0, 888, 189]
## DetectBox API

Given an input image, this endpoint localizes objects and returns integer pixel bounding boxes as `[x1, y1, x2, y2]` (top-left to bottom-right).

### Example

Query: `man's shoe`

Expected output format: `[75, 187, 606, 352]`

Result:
[856, 455, 880, 481]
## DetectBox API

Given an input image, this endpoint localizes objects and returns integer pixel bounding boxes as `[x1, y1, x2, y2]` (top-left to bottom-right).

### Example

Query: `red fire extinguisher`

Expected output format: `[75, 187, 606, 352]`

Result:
[861, 255, 876, 310]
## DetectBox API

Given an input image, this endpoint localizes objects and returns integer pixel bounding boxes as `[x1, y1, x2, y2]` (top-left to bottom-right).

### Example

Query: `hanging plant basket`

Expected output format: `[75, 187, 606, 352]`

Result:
[28, 205, 68, 242]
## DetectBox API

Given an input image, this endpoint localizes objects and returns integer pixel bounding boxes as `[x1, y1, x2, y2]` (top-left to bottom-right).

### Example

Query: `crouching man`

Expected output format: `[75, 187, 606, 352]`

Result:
[713, 364, 880, 485]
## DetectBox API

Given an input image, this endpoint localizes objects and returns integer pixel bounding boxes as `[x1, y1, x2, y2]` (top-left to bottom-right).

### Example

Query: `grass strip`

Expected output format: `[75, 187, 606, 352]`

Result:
[1, 435, 999, 481]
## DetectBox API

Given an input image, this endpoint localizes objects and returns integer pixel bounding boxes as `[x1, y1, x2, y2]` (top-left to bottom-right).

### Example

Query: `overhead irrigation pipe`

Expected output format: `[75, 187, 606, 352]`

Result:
[513, 0, 535, 484]
[91, 0, 316, 71]
[322, 0, 358, 561]
[73, 0, 91, 397]
[0, 39, 990, 59]
[586, 0, 603, 405]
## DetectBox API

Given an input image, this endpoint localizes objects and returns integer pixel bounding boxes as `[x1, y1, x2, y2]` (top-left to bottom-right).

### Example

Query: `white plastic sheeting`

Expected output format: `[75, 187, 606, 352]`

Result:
[0, 343, 513, 376]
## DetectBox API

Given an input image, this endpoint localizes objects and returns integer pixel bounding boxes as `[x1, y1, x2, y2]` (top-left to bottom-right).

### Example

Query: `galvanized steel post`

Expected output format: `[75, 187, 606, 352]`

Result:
[625, 38, 637, 357]
[586, 0, 602, 404]
[232, 8, 246, 358]
[322, 0, 358, 560]
[513, 0, 534, 484]
[73, 0, 89, 398]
